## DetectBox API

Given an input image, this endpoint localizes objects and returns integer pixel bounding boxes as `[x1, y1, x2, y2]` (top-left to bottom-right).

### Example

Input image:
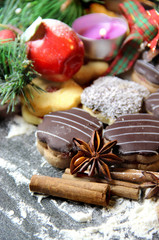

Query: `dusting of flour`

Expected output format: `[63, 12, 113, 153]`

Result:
[59, 198, 159, 240]
[6, 115, 36, 138]
[2, 116, 159, 240]
[33, 194, 159, 240]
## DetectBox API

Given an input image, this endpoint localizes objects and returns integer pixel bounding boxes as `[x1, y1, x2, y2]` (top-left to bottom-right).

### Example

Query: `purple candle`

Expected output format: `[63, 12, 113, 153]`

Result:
[72, 13, 128, 60]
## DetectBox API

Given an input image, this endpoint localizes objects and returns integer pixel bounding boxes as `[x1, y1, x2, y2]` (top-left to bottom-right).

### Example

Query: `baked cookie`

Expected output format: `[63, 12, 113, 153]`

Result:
[132, 50, 159, 93]
[36, 107, 103, 169]
[104, 113, 159, 171]
[21, 77, 83, 125]
[73, 60, 109, 85]
[81, 76, 150, 124]
[145, 91, 159, 118]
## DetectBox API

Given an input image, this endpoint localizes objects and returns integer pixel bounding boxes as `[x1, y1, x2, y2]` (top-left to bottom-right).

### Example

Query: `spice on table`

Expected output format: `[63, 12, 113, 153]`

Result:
[70, 130, 122, 180]
[141, 171, 159, 199]
[63, 168, 140, 200]
[29, 175, 110, 206]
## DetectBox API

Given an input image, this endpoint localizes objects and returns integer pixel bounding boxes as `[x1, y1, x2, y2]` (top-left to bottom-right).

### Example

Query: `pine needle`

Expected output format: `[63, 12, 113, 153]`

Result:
[0, 38, 41, 112]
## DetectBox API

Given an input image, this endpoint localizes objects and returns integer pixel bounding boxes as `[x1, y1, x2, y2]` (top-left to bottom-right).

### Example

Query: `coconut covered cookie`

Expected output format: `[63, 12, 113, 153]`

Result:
[81, 76, 150, 124]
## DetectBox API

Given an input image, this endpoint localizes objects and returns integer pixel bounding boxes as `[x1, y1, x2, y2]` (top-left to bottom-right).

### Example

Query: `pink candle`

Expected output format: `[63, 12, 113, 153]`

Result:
[80, 21, 127, 40]
[72, 13, 128, 60]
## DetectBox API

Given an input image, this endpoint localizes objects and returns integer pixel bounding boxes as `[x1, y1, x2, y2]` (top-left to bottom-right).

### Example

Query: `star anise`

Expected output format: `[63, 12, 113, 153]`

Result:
[70, 130, 122, 180]
[142, 171, 159, 199]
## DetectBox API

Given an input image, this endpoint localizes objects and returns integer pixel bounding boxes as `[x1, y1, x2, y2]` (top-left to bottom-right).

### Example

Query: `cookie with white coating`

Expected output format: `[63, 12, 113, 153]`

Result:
[81, 76, 150, 124]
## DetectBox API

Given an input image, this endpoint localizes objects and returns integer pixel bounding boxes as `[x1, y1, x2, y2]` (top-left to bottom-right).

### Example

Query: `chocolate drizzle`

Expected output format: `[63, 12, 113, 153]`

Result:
[104, 114, 159, 157]
[145, 91, 159, 118]
[134, 59, 159, 85]
[37, 108, 103, 153]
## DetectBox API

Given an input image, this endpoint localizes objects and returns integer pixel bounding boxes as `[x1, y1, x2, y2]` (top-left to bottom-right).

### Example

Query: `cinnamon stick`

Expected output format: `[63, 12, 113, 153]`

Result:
[63, 169, 140, 200]
[30, 175, 110, 207]
[110, 168, 159, 183]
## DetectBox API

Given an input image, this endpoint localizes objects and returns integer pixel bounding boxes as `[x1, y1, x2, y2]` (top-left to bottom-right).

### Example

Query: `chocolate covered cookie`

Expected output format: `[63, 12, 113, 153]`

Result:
[36, 107, 103, 169]
[104, 113, 159, 171]
[145, 91, 159, 118]
[132, 49, 159, 93]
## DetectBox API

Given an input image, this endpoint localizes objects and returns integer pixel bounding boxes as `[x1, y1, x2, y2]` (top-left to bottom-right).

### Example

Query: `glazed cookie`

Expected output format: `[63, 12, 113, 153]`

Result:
[132, 60, 159, 93]
[104, 113, 159, 171]
[81, 76, 150, 124]
[36, 107, 103, 169]
[145, 91, 159, 118]
[21, 77, 83, 125]
[132, 49, 159, 93]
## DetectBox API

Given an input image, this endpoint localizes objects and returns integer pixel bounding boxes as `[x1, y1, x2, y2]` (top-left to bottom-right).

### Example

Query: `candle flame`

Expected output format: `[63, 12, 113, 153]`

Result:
[99, 28, 107, 38]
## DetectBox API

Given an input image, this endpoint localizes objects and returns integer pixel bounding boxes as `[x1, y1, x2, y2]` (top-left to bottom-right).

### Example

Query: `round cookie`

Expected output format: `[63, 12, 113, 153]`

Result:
[132, 60, 159, 93]
[104, 113, 159, 171]
[81, 76, 150, 124]
[36, 107, 103, 169]
[21, 77, 83, 125]
[145, 91, 159, 118]
[73, 60, 109, 85]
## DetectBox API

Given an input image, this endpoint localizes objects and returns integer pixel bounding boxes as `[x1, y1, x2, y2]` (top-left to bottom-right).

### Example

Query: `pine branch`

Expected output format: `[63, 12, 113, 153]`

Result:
[0, 38, 42, 111]
[0, 0, 105, 30]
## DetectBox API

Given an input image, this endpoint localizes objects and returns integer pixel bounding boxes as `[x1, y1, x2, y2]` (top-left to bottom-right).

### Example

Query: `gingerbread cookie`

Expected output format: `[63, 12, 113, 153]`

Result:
[145, 91, 159, 118]
[81, 76, 150, 124]
[36, 107, 103, 169]
[21, 77, 83, 125]
[104, 113, 159, 171]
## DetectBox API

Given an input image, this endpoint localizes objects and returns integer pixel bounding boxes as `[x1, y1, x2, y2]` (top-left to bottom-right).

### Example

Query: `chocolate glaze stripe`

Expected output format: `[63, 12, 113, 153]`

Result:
[147, 93, 159, 96]
[153, 105, 159, 110]
[109, 132, 159, 138]
[46, 115, 94, 131]
[112, 119, 159, 124]
[59, 110, 101, 128]
[36, 130, 70, 143]
[122, 150, 158, 155]
[146, 99, 159, 103]
[51, 120, 91, 137]
[106, 125, 159, 132]
[118, 141, 159, 145]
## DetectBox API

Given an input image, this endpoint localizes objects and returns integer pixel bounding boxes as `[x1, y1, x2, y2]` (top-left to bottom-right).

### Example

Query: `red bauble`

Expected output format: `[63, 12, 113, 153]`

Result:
[26, 19, 84, 82]
[0, 29, 16, 43]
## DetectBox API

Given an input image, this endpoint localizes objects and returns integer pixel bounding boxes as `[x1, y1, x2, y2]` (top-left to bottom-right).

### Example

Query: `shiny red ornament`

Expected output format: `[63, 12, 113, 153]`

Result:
[26, 18, 84, 82]
[0, 29, 16, 43]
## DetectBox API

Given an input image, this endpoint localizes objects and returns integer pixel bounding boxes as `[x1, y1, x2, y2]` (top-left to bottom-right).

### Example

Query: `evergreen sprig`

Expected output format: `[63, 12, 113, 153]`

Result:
[0, 39, 41, 111]
[0, 0, 105, 30]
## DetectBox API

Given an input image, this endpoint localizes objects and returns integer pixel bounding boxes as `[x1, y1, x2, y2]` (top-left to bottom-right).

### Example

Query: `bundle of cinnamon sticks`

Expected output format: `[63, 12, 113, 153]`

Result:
[29, 168, 159, 206]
